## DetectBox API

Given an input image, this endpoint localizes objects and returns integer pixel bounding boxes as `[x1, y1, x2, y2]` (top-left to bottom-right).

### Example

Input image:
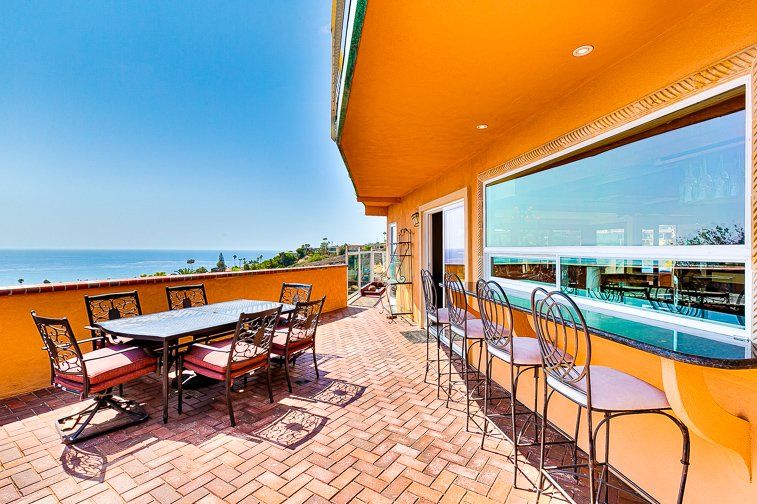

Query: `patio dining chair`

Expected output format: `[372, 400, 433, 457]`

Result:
[84, 290, 144, 396]
[166, 284, 208, 310]
[277, 282, 313, 327]
[84, 291, 142, 348]
[271, 297, 326, 392]
[177, 306, 282, 426]
[531, 288, 690, 504]
[31, 311, 156, 444]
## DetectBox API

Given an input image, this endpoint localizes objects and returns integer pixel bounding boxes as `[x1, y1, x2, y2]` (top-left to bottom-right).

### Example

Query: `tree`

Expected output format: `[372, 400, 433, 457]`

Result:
[233, 254, 238, 266]
[677, 224, 744, 245]
[17, 278, 23, 284]
[217, 252, 226, 270]
[196, 266, 208, 273]
[296, 243, 311, 259]
[43, 279, 51, 284]
[320, 237, 329, 254]
[187, 258, 195, 265]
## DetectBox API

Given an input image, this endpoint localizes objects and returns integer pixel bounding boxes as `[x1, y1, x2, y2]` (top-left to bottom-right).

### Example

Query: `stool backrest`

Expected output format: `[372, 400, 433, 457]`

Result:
[279, 283, 313, 305]
[420, 269, 440, 322]
[476, 280, 514, 351]
[531, 288, 591, 390]
[166, 284, 208, 310]
[31, 311, 87, 385]
[443, 273, 468, 327]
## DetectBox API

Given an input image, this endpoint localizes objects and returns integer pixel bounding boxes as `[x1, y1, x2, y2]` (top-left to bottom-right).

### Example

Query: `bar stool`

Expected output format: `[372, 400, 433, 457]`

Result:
[531, 288, 690, 504]
[477, 279, 546, 488]
[444, 273, 485, 431]
[420, 269, 448, 398]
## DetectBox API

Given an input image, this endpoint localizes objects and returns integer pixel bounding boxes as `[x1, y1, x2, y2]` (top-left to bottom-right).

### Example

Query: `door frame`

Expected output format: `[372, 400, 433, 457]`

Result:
[419, 187, 470, 289]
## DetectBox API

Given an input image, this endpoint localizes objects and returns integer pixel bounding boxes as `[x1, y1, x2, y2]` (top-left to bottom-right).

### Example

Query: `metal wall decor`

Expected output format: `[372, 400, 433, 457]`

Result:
[383, 228, 413, 317]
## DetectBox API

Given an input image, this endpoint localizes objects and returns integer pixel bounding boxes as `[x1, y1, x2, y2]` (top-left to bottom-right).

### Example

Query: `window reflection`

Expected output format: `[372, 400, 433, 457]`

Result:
[560, 258, 745, 327]
[485, 110, 746, 248]
[491, 257, 556, 286]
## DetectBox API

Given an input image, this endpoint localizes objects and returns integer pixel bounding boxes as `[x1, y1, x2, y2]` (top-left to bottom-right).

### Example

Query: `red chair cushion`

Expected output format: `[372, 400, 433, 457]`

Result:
[183, 339, 268, 377]
[63, 344, 155, 385]
[55, 344, 156, 394]
[270, 330, 314, 355]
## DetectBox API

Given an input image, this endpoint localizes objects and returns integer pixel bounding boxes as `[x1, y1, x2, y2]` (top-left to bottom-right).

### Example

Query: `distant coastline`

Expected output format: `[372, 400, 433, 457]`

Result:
[0, 249, 278, 288]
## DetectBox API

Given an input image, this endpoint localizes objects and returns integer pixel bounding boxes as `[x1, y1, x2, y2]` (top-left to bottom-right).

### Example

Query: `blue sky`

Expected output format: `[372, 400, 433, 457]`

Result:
[0, 1, 384, 250]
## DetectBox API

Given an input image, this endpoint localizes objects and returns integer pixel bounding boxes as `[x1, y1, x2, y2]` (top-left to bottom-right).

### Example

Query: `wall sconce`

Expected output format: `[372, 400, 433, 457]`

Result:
[410, 211, 420, 227]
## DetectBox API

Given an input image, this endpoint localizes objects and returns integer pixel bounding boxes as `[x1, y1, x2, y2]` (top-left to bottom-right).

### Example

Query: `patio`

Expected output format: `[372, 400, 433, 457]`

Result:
[0, 300, 551, 504]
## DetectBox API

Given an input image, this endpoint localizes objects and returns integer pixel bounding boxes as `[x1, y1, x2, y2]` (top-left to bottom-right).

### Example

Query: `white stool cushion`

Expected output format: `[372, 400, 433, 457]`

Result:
[429, 307, 473, 326]
[488, 337, 542, 366]
[546, 366, 669, 412]
[450, 317, 484, 338]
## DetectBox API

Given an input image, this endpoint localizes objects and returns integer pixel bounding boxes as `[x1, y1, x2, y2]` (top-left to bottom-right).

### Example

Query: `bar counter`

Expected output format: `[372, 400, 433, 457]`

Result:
[453, 281, 757, 370]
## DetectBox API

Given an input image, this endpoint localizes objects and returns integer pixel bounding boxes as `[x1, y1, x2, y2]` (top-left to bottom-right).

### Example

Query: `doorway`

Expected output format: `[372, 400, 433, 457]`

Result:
[424, 200, 466, 303]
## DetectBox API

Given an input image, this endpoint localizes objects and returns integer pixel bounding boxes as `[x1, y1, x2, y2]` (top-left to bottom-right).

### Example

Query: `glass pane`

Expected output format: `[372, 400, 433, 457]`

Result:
[485, 109, 746, 247]
[360, 251, 371, 286]
[373, 252, 385, 280]
[560, 257, 745, 328]
[444, 205, 465, 281]
[490, 257, 556, 286]
[347, 254, 359, 295]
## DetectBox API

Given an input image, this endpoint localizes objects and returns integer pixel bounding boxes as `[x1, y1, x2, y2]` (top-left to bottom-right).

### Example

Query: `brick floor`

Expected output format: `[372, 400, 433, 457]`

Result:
[0, 301, 580, 503]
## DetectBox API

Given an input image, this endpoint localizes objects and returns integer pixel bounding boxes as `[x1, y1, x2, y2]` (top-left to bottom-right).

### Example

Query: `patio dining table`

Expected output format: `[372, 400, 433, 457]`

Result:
[95, 299, 296, 423]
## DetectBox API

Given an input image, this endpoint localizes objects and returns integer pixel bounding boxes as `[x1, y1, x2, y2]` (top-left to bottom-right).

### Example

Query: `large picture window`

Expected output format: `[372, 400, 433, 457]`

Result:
[484, 87, 749, 333]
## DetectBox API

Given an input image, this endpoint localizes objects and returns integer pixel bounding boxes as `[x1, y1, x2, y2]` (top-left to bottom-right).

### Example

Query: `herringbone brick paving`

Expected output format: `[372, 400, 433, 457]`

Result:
[0, 303, 551, 503]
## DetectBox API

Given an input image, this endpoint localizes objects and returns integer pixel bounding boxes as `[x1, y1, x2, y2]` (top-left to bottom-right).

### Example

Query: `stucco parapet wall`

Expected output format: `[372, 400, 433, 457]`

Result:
[0, 264, 347, 297]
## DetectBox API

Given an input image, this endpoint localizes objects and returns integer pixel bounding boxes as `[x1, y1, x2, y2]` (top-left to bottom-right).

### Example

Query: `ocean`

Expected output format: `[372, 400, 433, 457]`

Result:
[0, 249, 279, 288]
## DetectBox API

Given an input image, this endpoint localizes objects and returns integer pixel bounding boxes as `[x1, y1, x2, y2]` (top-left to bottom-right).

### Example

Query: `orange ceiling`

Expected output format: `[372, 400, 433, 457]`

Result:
[337, 0, 716, 201]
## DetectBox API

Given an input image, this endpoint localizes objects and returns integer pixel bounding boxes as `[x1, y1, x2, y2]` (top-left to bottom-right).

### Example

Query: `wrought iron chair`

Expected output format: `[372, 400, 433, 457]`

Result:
[177, 306, 282, 426]
[31, 311, 155, 444]
[166, 284, 208, 310]
[477, 279, 552, 488]
[531, 288, 690, 504]
[444, 273, 485, 432]
[84, 291, 144, 396]
[279, 282, 313, 304]
[84, 291, 142, 347]
[278, 282, 313, 327]
[271, 297, 326, 392]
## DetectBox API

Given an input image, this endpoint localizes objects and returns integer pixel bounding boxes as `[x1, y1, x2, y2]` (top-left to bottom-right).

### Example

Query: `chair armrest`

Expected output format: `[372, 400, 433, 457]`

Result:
[77, 336, 106, 345]
[190, 343, 229, 353]
[82, 347, 140, 361]
[84, 325, 102, 332]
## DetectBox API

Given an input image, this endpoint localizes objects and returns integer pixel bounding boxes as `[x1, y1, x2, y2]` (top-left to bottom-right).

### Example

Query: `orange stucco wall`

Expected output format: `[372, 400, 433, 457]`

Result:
[0, 265, 347, 399]
[379, 3, 757, 502]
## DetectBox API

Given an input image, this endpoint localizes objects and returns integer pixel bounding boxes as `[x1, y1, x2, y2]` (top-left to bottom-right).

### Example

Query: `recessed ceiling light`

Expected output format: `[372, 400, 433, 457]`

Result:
[572, 45, 594, 57]
[476, 124, 488, 130]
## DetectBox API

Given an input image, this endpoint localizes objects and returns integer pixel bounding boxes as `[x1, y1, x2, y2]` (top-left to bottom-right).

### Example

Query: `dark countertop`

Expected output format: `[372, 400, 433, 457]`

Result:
[449, 281, 756, 370]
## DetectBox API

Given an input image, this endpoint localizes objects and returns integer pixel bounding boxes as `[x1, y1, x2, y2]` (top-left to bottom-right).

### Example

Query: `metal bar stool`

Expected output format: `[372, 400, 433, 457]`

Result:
[531, 288, 690, 504]
[420, 269, 449, 398]
[444, 273, 486, 432]
[477, 279, 550, 488]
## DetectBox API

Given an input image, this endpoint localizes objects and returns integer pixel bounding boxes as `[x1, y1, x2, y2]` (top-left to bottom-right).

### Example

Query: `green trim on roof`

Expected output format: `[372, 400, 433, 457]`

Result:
[335, 0, 368, 144]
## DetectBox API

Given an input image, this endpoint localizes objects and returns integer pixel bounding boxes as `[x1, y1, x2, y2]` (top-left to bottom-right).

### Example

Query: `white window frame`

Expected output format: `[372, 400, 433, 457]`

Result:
[482, 76, 753, 343]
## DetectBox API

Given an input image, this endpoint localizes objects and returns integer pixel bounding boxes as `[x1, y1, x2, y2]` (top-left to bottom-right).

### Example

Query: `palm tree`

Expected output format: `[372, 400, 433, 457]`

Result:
[17, 278, 24, 284]
[233, 254, 237, 266]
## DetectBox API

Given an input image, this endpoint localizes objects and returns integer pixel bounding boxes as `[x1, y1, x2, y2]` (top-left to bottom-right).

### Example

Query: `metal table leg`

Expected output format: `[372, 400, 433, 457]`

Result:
[162, 339, 170, 424]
